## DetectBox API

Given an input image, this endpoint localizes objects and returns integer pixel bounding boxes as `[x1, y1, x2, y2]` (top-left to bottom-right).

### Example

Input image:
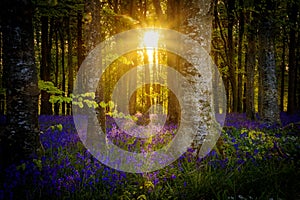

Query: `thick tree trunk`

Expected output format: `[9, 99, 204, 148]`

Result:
[258, 10, 280, 124]
[0, 0, 43, 167]
[181, 0, 220, 155]
[84, 0, 105, 147]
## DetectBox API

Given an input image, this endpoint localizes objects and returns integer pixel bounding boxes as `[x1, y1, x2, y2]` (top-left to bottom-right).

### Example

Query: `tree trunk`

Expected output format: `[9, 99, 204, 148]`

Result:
[54, 27, 60, 115]
[287, 1, 298, 114]
[0, 0, 43, 167]
[280, 28, 286, 112]
[237, 0, 244, 113]
[67, 17, 73, 115]
[245, 11, 256, 120]
[144, 50, 151, 114]
[84, 0, 104, 147]
[258, 4, 280, 124]
[0, 32, 4, 115]
[297, 31, 300, 110]
[59, 21, 66, 115]
[167, 0, 181, 124]
[227, 0, 237, 113]
[181, 0, 220, 155]
[40, 16, 52, 115]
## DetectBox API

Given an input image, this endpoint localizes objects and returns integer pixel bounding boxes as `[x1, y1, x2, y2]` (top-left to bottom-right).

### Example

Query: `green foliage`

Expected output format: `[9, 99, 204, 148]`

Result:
[33, 159, 43, 171]
[38, 80, 138, 121]
[38, 80, 63, 95]
[50, 123, 63, 132]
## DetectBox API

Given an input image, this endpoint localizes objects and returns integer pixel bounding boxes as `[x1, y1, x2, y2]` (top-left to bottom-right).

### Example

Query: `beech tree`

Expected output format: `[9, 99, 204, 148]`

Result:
[180, 0, 221, 155]
[257, 0, 280, 124]
[0, 0, 43, 166]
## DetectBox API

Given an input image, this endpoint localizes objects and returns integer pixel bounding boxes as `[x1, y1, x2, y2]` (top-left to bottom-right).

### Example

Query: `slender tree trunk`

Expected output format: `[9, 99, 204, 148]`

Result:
[67, 17, 73, 115]
[280, 28, 286, 112]
[40, 16, 52, 115]
[77, 12, 84, 69]
[144, 50, 151, 114]
[287, 1, 298, 114]
[212, 0, 220, 114]
[167, 0, 181, 124]
[59, 21, 66, 115]
[0, 32, 4, 115]
[129, 64, 137, 115]
[237, 0, 244, 113]
[128, 0, 138, 115]
[245, 11, 256, 120]
[54, 27, 60, 115]
[297, 30, 300, 110]
[0, 0, 43, 167]
[227, 0, 237, 112]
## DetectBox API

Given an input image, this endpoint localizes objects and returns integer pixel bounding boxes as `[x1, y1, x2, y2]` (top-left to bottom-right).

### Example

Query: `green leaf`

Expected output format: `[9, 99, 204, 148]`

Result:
[78, 102, 84, 108]
[50, 124, 63, 132]
[108, 101, 115, 109]
[57, 124, 63, 132]
[127, 138, 136, 145]
[99, 101, 107, 108]
[17, 163, 26, 171]
[38, 80, 63, 95]
[33, 159, 42, 171]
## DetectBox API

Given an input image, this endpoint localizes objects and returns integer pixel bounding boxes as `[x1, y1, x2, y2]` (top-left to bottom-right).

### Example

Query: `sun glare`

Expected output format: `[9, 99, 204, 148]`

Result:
[143, 30, 159, 48]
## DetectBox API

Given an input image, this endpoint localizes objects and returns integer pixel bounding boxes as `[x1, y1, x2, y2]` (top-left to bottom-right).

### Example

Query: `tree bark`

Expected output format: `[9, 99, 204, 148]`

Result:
[287, 1, 298, 114]
[237, 0, 244, 113]
[245, 11, 256, 120]
[59, 20, 66, 115]
[181, 0, 220, 155]
[84, 0, 105, 147]
[54, 27, 60, 115]
[258, 3, 280, 124]
[227, 0, 238, 113]
[280, 28, 287, 112]
[167, 0, 181, 124]
[0, 0, 43, 167]
[40, 16, 52, 115]
[0, 32, 4, 115]
[67, 17, 73, 115]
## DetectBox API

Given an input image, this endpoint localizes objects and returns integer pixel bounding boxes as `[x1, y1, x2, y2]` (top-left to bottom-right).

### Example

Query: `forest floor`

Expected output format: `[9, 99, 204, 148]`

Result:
[0, 112, 300, 200]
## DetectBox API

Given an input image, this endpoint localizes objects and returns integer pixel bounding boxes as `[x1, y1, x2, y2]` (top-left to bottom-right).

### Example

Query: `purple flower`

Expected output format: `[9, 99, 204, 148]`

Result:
[234, 143, 239, 150]
[171, 174, 176, 179]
